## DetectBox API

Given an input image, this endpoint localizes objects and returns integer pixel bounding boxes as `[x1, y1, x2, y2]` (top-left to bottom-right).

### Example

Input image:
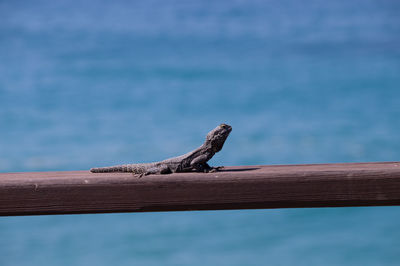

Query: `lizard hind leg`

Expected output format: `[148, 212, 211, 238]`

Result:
[142, 165, 172, 177]
[159, 165, 172, 174]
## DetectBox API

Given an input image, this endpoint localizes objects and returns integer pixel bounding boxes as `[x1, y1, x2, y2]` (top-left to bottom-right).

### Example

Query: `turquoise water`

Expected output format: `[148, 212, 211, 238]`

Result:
[1, 0, 400, 265]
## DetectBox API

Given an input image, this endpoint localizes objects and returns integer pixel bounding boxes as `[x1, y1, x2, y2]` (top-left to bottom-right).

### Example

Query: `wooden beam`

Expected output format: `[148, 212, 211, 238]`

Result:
[1, 162, 400, 216]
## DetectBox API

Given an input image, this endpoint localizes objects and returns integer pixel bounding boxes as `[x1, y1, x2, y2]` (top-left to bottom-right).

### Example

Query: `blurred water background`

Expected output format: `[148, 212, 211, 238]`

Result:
[1, 0, 400, 265]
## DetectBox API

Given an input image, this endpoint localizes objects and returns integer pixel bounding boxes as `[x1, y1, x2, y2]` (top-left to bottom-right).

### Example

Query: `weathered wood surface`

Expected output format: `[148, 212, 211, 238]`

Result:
[1, 162, 400, 216]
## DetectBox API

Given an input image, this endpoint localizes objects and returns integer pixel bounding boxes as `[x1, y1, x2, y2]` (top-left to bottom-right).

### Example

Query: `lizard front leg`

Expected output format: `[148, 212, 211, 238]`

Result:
[185, 154, 208, 172]
[189, 155, 223, 173]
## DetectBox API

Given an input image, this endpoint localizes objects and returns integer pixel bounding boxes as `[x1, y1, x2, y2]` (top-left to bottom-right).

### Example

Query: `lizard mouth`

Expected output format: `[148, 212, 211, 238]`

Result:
[220, 123, 232, 132]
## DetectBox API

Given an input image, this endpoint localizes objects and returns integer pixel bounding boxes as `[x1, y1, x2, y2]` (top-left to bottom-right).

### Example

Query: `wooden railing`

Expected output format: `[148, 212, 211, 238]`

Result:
[1, 162, 400, 216]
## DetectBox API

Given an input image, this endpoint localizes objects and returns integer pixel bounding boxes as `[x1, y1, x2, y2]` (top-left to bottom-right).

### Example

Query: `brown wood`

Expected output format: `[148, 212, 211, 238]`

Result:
[1, 162, 400, 216]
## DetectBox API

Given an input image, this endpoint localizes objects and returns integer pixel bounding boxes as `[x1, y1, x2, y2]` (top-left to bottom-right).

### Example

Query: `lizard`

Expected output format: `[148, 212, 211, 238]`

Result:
[90, 123, 232, 176]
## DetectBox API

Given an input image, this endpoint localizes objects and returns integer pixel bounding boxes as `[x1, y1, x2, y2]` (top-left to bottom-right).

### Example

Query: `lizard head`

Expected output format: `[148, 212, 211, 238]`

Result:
[206, 123, 232, 153]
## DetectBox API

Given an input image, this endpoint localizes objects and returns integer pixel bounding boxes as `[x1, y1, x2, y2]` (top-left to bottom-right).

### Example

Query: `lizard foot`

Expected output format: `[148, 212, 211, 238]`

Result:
[208, 166, 224, 173]
[135, 173, 146, 178]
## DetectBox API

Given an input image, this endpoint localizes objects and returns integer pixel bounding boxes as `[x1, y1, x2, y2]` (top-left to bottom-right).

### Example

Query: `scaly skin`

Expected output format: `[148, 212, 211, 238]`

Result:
[90, 124, 232, 176]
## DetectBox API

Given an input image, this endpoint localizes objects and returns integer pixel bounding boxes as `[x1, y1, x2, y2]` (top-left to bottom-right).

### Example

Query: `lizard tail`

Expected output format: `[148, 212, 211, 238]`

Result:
[90, 164, 135, 173]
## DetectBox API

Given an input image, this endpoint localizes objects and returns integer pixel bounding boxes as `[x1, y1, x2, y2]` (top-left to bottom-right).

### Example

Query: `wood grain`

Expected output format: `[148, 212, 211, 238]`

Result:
[1, 162, 400, 216]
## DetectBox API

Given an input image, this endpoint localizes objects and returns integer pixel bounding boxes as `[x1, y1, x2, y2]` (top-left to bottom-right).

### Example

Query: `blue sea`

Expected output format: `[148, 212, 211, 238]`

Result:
[1, 0, 400, 265]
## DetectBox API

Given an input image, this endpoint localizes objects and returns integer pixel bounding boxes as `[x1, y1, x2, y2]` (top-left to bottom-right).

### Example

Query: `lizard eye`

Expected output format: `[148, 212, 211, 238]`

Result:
[220, 124, 227, 129]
